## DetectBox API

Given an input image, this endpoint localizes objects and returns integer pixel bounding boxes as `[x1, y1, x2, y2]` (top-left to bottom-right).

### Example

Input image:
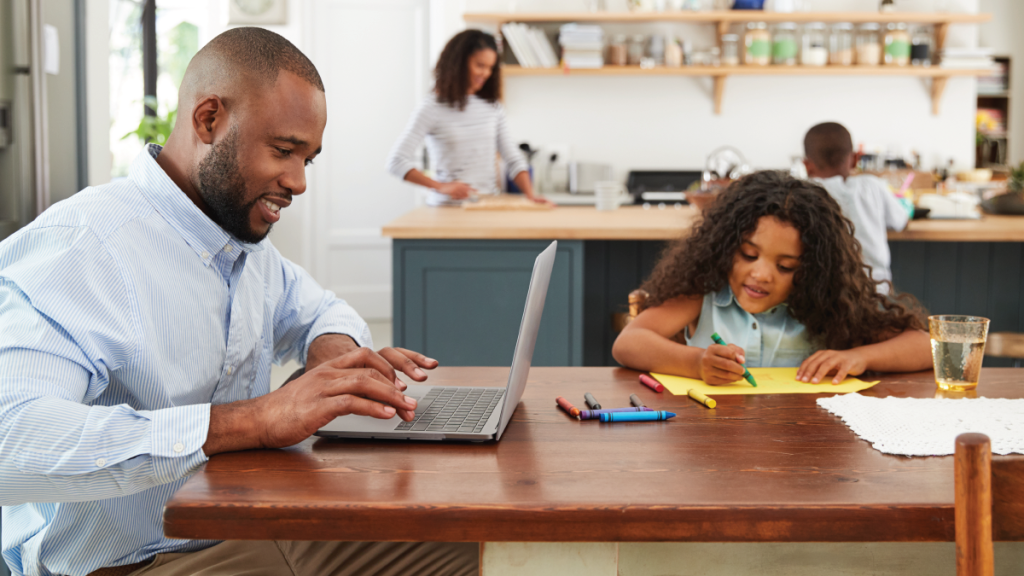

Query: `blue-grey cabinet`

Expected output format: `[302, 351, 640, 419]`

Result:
[393, 240, 584, 366]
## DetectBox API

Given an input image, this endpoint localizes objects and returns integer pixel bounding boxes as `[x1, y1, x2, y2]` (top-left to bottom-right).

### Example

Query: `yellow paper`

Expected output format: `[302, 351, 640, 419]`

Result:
[652, 368, 879, 396]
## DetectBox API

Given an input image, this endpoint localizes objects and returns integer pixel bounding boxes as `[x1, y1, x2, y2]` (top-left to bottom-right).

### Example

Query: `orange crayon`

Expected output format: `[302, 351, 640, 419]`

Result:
[555, 396, 581, 419]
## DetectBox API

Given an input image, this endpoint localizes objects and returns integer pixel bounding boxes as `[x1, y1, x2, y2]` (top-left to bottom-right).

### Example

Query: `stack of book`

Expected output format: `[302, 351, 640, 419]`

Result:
[500, 23, 558, 68]
[938, 47, 995, 70]
[558, 24, 604, 69]
[978, 60, 1009, 95]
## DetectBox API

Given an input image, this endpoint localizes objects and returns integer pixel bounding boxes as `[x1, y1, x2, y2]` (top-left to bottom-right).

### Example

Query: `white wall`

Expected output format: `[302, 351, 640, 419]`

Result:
[456, 0, 982, 181]
[978, 0, 1024, 164]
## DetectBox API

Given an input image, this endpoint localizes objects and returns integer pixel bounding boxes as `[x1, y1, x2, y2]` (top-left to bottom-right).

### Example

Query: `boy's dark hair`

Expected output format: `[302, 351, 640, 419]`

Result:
[804, 122, 853, 170]
[434, 30, 501, 110]
[641, 170, 926, 350]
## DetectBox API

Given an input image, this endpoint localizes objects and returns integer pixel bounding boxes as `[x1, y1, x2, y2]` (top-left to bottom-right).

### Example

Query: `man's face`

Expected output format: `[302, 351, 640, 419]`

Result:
[197, 71, 326, 243]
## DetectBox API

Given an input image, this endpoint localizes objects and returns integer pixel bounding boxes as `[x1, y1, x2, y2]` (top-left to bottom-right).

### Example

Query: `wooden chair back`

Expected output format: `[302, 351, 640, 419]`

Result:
[985, 333, 1024, 367]
[955, 433, 1024, 576]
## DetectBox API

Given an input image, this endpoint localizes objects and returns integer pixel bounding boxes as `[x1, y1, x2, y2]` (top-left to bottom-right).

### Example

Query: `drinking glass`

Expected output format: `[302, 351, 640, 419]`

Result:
[928, 315, 990, 391]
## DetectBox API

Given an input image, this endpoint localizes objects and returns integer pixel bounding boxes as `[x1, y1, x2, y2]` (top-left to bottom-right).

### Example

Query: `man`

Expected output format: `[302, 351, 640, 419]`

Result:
[0, 28, 476, 575]
[803, 122, 911, 291]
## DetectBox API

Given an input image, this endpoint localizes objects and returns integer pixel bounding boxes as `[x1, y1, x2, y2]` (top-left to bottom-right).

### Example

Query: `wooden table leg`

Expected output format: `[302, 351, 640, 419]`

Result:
[481, 543, 618, 576]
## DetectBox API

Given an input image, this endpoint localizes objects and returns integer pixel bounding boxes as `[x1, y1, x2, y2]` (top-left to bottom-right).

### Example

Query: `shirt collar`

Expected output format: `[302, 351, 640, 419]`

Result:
[129, 144, 264, 266]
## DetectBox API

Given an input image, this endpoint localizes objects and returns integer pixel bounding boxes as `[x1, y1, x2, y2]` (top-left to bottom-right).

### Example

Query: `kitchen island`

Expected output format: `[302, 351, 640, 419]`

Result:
[384, 206, 1024, 366]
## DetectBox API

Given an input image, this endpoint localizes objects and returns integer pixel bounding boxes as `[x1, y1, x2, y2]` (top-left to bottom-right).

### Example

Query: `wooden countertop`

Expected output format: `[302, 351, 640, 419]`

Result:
[164, 367, 1024, 543]
[382, 206, 1024, 242]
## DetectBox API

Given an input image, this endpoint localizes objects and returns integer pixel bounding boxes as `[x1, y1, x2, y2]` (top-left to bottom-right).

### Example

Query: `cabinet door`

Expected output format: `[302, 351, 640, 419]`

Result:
[394, 240, 583, 366]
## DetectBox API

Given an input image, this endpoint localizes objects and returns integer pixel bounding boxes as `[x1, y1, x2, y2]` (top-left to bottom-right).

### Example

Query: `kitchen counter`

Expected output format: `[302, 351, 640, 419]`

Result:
[384, 207, 1024, 368]
[382, 206, 1024, 242]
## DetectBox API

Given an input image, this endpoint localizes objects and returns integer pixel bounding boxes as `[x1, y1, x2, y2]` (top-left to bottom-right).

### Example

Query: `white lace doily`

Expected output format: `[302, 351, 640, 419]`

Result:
[816, 393, 1024, 456]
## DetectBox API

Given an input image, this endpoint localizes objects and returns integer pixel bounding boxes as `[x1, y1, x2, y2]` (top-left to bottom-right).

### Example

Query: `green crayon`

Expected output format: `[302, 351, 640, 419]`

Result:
[710, 332, 757, 387]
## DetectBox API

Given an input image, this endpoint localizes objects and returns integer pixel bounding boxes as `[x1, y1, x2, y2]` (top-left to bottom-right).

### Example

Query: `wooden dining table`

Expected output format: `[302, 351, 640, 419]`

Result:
[163, 367, 1024, 574]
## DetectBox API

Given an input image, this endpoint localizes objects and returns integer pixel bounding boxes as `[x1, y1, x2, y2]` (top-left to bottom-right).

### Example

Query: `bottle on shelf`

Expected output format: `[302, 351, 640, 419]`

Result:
[829, 23, 855, 66]
[910, 25, 932, 67]
[772, 23, 799, 66]
[744, 22, 771, 66]
[884, 23, 911, 66]
[856, 23, 882, 65]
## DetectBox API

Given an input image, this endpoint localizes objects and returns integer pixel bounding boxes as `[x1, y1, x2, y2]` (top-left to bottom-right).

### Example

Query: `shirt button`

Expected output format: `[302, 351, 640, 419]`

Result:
[224, 245, 233, 253]
[201, 251, 210, 259]
[95, 458, 106, 467]
[226, 365, 233, 375]
[752, 322, 758, 329]
[173, 442, 184, 453]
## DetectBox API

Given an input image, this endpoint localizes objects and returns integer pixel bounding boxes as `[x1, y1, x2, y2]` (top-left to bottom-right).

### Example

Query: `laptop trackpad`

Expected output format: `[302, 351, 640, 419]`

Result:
[317, 384, 432, 433]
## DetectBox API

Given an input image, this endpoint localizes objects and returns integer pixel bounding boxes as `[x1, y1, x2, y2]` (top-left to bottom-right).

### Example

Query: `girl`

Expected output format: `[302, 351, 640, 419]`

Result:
[386, 30, 550, 206]
[612, 170, 931, 385]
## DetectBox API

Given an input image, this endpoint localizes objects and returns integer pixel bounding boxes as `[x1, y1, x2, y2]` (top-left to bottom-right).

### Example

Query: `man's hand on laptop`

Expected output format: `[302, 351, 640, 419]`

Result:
[203, 348, 420, 456]
[306, 334, 438, 390]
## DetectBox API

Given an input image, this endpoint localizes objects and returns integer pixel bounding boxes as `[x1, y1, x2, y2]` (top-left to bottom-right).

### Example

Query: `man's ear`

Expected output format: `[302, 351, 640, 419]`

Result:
[849, 153, 858, 171]
[192, 95, 224, 145]
[803, 158, 817, 177]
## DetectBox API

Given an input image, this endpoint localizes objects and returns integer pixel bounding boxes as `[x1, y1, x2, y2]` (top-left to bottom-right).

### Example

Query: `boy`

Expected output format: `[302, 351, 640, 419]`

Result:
[803, 122, 910, 291]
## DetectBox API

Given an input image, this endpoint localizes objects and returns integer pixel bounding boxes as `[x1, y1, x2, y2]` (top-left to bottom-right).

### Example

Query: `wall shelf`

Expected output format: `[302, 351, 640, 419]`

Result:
[472, 11, 992, 115]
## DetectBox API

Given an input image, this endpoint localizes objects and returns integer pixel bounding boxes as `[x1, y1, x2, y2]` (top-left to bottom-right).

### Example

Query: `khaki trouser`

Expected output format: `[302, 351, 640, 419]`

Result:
[126, 541, 479, 576]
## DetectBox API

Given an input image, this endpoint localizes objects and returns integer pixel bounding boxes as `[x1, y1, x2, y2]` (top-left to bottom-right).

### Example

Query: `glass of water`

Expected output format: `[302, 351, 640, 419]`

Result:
[928, 315, 990, 391]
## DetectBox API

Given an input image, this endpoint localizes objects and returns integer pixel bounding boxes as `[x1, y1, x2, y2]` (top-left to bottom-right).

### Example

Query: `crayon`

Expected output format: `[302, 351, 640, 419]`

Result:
[599, 411, 676, 423]
[629, 393, 645, 408]
[580, 407, 653, 420]
[687, 389, 716, 409]
[584, 392, 602, 410]
[709, 332, 758, 387]
[638, 373, 664, 392]
[555, 396, 581, 419]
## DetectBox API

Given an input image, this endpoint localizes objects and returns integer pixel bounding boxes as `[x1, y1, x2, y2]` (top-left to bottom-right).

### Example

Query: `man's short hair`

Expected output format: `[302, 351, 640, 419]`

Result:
[194, 26, 324, 93]
[804, 122, 853, 170]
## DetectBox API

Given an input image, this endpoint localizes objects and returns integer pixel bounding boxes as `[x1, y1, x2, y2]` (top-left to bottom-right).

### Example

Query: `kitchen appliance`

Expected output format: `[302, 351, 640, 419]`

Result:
[626, 170, 702, 204]
[568, 161, 613, 194]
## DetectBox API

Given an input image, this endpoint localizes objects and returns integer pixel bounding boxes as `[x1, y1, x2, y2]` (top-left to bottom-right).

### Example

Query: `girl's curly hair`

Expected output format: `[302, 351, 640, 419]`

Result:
[641, 170, 926, 350]
[434, 30, 501, 111]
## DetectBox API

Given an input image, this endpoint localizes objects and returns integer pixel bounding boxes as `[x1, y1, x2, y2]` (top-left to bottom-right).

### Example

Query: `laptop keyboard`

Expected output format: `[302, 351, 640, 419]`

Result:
[394, 387, 505, 434]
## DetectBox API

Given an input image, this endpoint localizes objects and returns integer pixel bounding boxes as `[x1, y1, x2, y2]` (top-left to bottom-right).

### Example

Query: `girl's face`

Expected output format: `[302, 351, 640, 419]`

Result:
[728, 216, 803, 314]
[467, 49, 497, 94]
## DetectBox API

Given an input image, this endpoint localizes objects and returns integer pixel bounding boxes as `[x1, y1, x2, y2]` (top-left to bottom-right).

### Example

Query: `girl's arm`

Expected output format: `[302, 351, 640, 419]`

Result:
[612, 296, 748, 384]
[796, 328, 931, 384]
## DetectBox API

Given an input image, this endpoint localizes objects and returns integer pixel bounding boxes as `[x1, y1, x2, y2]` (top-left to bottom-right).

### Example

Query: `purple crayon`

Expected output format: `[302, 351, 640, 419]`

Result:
[579, 407, 653, 420]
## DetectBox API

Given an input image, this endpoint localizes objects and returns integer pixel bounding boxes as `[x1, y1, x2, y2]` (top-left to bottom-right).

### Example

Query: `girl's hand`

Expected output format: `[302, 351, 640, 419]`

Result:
[436, 181, 475, 200]
[700, 344, 748, 385]
[797, 350, 869, 385]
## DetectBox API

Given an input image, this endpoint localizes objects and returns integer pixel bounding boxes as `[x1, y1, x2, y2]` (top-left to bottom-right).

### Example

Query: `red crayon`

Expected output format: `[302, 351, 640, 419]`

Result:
[555, 396, 581, 419]
[639, 374, 664, 393]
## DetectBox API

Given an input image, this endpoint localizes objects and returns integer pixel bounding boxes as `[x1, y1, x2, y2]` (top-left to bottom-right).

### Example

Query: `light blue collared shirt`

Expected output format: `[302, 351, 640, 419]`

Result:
[687, 286, 815, 367]
[0, 145, 371, 575]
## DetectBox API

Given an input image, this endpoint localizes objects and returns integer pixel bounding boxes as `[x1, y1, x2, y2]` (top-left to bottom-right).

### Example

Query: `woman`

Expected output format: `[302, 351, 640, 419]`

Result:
[386, 29, 549, 206]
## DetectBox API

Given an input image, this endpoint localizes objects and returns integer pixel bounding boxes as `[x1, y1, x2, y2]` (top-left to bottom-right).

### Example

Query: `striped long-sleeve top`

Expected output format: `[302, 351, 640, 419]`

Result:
[0, 145, 371, 575]
[385, 94, 530, 206]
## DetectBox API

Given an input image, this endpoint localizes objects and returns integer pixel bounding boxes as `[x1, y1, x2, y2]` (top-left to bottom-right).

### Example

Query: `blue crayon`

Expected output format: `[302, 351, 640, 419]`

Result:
[579, 407, 653, 420]
[599, 411, 676, 423]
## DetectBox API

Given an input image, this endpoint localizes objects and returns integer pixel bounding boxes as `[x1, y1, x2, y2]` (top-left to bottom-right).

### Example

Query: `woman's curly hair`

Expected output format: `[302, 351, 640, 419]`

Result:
[434, 30, 501, 111]
[641, 170, 926, 350]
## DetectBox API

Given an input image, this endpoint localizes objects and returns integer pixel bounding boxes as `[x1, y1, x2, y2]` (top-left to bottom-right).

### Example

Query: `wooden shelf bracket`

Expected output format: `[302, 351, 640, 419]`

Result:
[713, 75, 726, 115]
[931, 76, 949, 115]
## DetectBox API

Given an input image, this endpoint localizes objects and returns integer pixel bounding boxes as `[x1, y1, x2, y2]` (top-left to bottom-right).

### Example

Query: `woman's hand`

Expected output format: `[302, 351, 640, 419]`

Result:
[435, 181, 476, 200]
[527, 195, 555, 206]
[699, 344, 747, 385]
[797, 349, 869, 384]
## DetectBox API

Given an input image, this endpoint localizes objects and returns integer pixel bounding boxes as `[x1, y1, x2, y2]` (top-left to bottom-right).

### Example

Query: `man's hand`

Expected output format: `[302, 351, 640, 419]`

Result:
[797, 349, 868, 385]
[203, 348, 419, 457]
[699, 344, 747, 385]
[307, 334, 438, 390]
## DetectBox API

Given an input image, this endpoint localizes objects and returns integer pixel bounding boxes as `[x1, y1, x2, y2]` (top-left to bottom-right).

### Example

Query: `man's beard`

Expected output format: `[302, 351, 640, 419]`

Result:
[196, 126, 270, 244]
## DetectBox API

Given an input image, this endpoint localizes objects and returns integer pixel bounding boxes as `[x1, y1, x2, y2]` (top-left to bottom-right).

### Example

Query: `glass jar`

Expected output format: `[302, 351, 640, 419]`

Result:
[744, 22, 771, 66]
[910, 25, 932, 66]
[884, 22, 911, 66]
[856, 23, 882, 66]
[772, 23, 798, 66]
[801, 22, 828, 66]
[608, 34, 628, 66]
[721, 33, 740, 66]
[829, 23, 854, 66]
[628, 34, 646, 66]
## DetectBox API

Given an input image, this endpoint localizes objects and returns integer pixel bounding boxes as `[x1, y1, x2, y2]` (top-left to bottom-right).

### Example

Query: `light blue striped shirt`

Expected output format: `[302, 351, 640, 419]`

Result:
[0, 145, 371, 575]
[686, 286, 816, 367]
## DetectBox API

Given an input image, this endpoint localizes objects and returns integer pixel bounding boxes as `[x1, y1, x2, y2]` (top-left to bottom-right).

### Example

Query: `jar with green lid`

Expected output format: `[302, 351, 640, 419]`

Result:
[744, 22, 771, 66]
[772, 23, 798, 66]
[884, 22, 911, 66]
[829, 23, 854, 66]
[856, 23, 881, 65]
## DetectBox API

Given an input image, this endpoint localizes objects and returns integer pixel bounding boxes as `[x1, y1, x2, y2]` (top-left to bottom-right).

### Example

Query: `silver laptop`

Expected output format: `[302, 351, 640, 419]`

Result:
[316, 241, 557, 442]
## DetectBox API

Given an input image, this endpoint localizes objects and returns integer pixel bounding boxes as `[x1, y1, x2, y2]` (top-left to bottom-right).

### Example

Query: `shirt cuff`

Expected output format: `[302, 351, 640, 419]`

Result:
[142, 403, 211, 482]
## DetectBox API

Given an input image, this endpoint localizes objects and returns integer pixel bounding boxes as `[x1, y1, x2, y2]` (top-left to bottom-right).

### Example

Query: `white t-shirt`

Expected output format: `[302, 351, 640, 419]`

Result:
[814, 174, 909, 286]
